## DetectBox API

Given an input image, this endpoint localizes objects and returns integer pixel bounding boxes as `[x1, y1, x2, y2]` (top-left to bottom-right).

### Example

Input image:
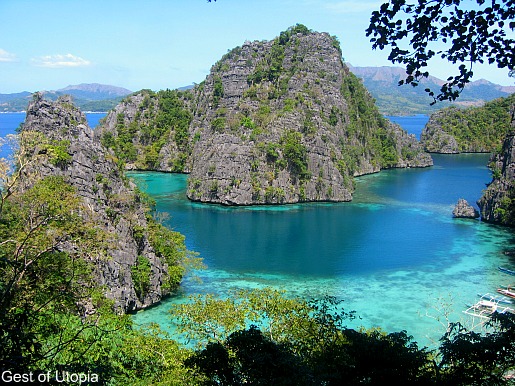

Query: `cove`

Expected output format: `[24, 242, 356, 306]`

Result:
[131, 150, 515, 347]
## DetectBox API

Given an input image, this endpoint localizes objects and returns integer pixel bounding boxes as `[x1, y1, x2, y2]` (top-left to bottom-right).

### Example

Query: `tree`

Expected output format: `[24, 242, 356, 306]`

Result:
[0, 114, 199, 384]
[186, 326, 313, 386]
[366, 0, 515, 103]
[437, 313, 515, 385]
[177, 289, 435, 385]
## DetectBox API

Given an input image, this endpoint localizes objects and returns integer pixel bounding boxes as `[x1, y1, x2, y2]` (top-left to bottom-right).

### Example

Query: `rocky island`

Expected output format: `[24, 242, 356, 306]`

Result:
[14, 93, 194, 312]
[421, 94, 515, 153]
[452, 198, 480, 219]
[99, 25, 432, 205]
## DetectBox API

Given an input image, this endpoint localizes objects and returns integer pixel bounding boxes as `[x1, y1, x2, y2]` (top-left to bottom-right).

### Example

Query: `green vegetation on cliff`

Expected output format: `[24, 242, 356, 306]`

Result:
[478, 130, 515, 226]
[101, 89, 193, 171]
[340, 73, 400, 169]
[421, 93, 515, 153]
[0, 123, 200, 382]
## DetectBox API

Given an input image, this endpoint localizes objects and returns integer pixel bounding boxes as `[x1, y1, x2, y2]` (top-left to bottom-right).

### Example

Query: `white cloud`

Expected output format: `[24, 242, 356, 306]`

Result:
[0, 49, 17, 62]
[31, 53, 91, 68]
[324, 1, 382, 14]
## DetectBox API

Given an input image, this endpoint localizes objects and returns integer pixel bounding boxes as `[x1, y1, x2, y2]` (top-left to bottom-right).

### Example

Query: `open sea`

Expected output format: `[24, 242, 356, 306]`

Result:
[1, 112, 513, 347]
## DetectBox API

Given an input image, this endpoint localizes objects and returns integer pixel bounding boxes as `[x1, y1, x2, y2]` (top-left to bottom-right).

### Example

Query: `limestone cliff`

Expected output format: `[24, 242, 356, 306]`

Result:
[99, 25, 432, 205]
[421, 94, 515, 153]
[477, 105, 515, 226]
[18, 93, 190, 312]
[186, 26, 431, 204]
[420, 109, 461, 153]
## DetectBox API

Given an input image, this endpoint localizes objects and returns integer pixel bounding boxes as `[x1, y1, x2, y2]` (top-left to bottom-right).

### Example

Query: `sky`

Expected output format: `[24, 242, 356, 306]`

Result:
[0, 0, 513, 94]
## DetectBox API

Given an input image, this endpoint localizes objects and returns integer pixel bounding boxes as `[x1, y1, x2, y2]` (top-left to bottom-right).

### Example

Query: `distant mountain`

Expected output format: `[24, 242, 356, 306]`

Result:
[0, 83, 133, 112]
[348, 64, 515, 115]
[52, 83, 133, 101]
[0, 91, 32, 112]
[177, 84, 195, 91]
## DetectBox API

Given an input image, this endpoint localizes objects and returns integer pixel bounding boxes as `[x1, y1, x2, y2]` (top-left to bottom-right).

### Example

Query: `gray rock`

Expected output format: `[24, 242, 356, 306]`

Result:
[18, 93, 179, 313]
[453, 198, 479, 218]
[185, 30, 432, 205]
[477, 113, 515, 226]
[98, 27, 433, 206]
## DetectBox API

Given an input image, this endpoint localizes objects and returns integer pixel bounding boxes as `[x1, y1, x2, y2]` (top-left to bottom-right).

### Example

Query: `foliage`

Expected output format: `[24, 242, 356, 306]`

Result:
[0, 176, 106, 372]
[424, 93, 515, 152]
[213, 76, 224, 107]
[211, 117, 226, 132]
[131, 255, 152, 299]
[147, 220, 203, 293]
[185, 326, 312, 386]
[340, 72, 399, 168]
[491, 188, 515, 225]
[45, 140, 72, 168]
[437, 313, 515, 384]
[239, 116, 256, 130]
[264, 186, 285, 202]
[366, 0, 515, 103]
[177, 287, 515, 385]
[247, 24, 311, 86]
[101, 89, 193, 171]
[176, 289, 436, 385]
[279, 130, 310, 179]
[75, 321, 199, 385]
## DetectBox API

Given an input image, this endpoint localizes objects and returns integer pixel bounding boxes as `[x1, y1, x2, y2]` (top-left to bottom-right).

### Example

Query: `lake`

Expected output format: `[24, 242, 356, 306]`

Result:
[1, 112, 512, 347]
[129, 119, 514, 348]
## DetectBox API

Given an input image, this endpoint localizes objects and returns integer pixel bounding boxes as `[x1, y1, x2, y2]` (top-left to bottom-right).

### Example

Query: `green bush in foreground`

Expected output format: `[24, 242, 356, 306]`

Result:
[172, 288, 515, 386]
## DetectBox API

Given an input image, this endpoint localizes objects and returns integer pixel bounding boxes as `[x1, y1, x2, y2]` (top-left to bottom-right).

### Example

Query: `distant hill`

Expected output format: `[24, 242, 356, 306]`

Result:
[0, 83, 133, 112]
[177, 84, 195, 91]
[0, 91, 32, 112]
[348, 65, 515, 115]
[51, 83, 132, 101]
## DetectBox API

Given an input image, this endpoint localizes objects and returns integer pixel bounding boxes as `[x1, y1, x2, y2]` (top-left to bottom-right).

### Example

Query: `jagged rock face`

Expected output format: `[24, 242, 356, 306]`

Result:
[453, 198, 479, 219]
[186, 29, 432, 205]
[19, 94, 175, 312]
[421, 111, 460, 153]
[98, 26, 432, 206]
[478, 106, 515, 226]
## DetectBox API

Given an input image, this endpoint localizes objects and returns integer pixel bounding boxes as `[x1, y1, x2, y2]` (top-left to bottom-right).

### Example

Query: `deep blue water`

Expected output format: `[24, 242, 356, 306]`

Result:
[129, 118, 515, 347]
[386, 114, 429, 140]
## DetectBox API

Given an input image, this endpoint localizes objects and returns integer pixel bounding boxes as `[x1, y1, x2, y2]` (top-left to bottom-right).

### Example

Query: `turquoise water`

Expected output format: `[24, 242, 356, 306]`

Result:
[131, 152, 515, 347]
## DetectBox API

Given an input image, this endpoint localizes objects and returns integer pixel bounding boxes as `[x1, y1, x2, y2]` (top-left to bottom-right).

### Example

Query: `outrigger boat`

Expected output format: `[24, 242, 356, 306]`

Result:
[464, 299, 515, 319]
[477, 293, 514, 305]
[497, 286, 515, 299]
[498, 266, 515, 276]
